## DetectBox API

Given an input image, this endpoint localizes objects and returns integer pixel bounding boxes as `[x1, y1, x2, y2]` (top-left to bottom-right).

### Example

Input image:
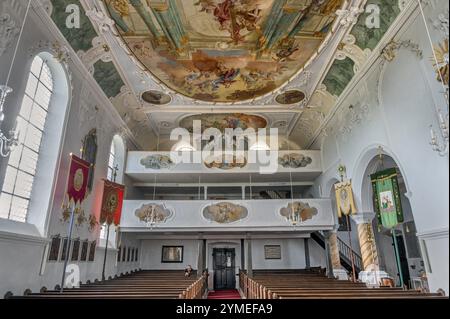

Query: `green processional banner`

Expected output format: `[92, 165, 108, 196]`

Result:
[370, 168, 404, 229]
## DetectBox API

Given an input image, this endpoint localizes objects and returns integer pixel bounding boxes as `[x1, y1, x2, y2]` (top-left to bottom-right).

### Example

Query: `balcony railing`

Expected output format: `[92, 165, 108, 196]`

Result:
[120, 199, 335, 232]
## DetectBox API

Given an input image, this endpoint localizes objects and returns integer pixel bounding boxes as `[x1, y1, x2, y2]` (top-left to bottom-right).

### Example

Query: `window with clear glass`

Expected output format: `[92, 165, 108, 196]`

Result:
[0, 55, 53, 222]
[107, 140, 116, 182]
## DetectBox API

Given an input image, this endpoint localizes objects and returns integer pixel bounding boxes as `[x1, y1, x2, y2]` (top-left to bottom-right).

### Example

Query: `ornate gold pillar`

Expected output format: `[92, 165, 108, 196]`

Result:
[328, 229, 349, 280]
[329, 231, 342, 270]
[351, 212, 379, 270]
[352, 212, 390, 286]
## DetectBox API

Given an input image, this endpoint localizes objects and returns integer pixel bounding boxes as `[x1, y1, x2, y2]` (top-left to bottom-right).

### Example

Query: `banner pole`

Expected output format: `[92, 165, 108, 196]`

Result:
[346, 214, 357, 282]
[60, 202, 76, 293]
[391, 228, 405, 288]
[101, 223, 111, 282]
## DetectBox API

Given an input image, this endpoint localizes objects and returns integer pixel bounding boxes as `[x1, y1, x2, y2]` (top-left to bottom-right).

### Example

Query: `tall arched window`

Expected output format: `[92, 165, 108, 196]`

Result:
[100, 135, 126, 243]
[0, 52, 69, 227]
[0, 56, 54, 222]
[107, 140, 116, 181]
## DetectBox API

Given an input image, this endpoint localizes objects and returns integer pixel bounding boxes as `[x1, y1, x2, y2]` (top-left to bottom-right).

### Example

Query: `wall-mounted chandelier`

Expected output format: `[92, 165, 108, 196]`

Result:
[0, 1, 32, 157]
[0, 85, 19, 157]
[417, 0, 449, 156]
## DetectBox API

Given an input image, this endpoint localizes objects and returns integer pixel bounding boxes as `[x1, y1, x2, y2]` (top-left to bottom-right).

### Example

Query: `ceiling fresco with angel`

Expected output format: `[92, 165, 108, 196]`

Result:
[105, 0, 344, 103]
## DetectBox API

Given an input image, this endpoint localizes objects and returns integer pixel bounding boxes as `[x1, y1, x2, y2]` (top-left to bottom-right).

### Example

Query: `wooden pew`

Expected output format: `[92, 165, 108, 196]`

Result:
[11, 270, 207, 300]
[240, 270, 447, 299]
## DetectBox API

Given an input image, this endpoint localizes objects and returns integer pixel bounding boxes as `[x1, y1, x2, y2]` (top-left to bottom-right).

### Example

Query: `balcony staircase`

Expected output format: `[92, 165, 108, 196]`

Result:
[311, 232, 363, 277]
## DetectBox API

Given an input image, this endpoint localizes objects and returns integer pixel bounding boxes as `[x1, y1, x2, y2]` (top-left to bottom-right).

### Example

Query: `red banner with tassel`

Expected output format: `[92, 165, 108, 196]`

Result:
[66, 154, 90, 205]
[99, 179, 125, 226]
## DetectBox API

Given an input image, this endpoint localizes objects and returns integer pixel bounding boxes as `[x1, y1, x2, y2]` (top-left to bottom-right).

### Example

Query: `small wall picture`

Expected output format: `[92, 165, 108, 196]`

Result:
[60, 238, 70, 262]
[48, 236, 61, 261]
[80, 240, 89, 262]
[88, 241, 96, 262]
[71, 239, 80, 261]
[161, 246, 184, 263]
[264, 245, 282, 260]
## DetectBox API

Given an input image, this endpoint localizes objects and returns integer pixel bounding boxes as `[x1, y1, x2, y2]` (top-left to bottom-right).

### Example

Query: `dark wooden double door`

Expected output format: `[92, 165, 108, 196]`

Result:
[213, 248, 236, 290]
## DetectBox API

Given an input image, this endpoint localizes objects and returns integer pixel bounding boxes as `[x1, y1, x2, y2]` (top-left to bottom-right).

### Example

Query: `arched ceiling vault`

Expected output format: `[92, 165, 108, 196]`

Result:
[43, 0, 411, 149]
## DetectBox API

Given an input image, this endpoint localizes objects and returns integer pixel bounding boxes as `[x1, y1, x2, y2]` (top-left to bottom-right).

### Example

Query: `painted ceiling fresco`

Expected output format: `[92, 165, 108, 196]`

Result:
[105, 0, 345, 102]
[179, 113, 267, 132]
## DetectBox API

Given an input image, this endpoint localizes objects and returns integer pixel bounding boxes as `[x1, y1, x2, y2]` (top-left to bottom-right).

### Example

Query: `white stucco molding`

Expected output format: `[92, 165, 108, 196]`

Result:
[351, 143, 412, 212]
[351, 212, 376, 225]
[307, 0, 420, 148]
[417, 227, 449, 240]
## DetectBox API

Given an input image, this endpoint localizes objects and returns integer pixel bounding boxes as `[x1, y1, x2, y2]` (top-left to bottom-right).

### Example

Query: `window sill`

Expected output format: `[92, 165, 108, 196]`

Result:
[0, 219, 49, 245]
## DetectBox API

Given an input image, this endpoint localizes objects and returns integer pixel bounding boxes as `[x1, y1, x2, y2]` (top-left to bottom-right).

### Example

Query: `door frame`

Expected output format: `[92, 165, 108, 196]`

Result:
[207, 241, 241, 290]
[213, 248, 237, 290]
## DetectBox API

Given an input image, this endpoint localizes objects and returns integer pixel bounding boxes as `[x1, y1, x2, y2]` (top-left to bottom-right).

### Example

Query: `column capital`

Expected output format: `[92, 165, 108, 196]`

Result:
[322, 231, 332, 240]
[351, 212, 376, 225]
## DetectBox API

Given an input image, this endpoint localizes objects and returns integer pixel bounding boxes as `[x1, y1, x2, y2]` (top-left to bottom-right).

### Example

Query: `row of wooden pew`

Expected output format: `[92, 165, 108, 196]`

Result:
[10, 270, 207, 299]
[240, 269, 447, 299]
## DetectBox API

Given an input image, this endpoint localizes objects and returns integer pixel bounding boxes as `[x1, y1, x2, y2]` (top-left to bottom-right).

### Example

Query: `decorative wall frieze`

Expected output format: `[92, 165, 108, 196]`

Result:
[381, 40, 423, 63]
[28, 40, 72, 65]
[336, 34, 372, 72]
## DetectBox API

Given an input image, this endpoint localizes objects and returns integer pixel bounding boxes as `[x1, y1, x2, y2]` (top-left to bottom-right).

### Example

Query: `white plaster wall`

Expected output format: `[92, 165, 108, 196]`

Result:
[313, 3, 449, 293]
[251, 238, 326, 269]
[140, 239, 199, 270]
[0, 2, 139, 298]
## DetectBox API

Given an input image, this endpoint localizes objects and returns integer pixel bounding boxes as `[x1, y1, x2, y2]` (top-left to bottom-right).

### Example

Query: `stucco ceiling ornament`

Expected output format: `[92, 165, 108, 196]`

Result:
[381, 40, 423, 63]
[0, 12, 19, 58]
[430, 11, 449, 37]
[336, 34, 371, 72]
[336, 6, 365, 28]
[337, 103, 371, 137]
[86, 7, 118, 35]
[80, 36, 113, 70]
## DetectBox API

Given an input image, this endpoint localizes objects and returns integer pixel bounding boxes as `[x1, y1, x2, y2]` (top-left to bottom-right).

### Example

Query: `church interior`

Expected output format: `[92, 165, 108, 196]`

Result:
[0, 0, 448, 301]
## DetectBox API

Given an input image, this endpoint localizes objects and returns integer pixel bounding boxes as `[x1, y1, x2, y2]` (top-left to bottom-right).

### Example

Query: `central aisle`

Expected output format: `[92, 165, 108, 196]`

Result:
[207, 290, 242, 300]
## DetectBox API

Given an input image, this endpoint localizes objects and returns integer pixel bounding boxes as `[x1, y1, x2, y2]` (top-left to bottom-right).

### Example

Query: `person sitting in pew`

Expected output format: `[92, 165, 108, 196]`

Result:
[185, 265, 193, 277]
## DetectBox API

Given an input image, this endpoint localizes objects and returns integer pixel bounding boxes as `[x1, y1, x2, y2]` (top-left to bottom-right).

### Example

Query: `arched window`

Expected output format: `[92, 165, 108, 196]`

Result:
[0, 55, 54, 222]
[0, 53, 69, 228]
[100, 135, 126, 243]
[107, 140, 116, 181]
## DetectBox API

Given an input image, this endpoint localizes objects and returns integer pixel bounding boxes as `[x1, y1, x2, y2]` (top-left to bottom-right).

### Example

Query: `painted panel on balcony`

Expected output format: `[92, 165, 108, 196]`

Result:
[203, 202, 248, 224]
[120, 199, 334, 231]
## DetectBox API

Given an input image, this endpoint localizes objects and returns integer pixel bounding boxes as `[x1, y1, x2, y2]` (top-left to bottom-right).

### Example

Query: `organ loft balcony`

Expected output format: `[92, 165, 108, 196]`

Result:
[121, 150, 334, 233]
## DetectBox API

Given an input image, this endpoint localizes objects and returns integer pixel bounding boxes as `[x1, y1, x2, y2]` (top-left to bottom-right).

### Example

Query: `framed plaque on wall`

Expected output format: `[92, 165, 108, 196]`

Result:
[264, 245, 282, 260]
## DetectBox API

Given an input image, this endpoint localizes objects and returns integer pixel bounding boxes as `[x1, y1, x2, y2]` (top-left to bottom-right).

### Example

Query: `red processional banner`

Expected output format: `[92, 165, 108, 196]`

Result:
[66, 154, 90, 205]
[99, 179, 125, 226]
